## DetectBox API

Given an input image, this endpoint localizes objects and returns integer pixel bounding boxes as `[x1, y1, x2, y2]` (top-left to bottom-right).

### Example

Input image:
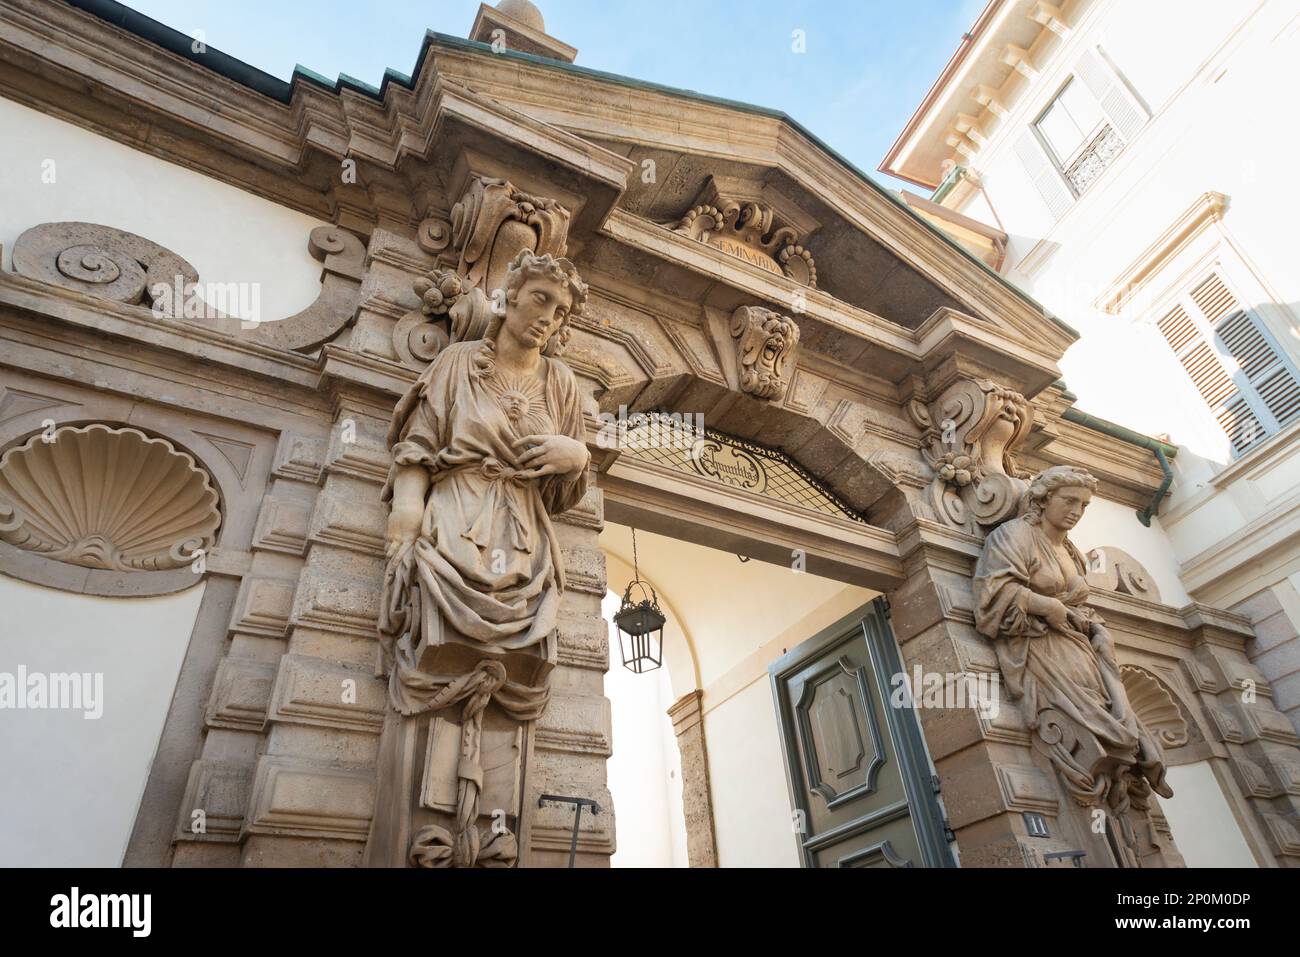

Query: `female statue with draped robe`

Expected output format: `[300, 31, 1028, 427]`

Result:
[367, 249, 591, 868]
[973, 465, 1173, 829]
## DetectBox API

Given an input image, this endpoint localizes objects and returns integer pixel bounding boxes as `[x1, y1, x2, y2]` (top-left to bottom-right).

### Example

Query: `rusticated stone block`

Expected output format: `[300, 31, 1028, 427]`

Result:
[246, 756, 375, 841]
[229, 577, 296, 638]
[267, 653, 387, 734]
[535, 691, 612, 757]
[556, 611, 609, 671]
[560, 542, 607, 596]
[206, 656, 277, 732]
[173, 760, 254, 842]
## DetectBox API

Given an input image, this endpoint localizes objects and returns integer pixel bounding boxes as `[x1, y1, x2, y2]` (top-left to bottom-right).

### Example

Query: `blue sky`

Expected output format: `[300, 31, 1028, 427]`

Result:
[123, 0, 986, 192]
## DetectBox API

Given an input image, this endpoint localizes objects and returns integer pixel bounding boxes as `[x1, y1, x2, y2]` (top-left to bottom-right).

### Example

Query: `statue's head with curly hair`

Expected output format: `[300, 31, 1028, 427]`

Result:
[472, 249, 588, 378]
[495, 249, 587, 356]
[1021, 464, 1098, 531]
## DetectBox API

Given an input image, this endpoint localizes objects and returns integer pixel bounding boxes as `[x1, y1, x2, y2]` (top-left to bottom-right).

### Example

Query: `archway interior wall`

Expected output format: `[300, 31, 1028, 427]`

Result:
[601, 521, 874, 866]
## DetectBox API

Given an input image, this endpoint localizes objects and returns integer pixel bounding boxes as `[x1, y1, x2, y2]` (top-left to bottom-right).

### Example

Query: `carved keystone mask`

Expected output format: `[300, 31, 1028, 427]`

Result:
[730, 305, 801, 402]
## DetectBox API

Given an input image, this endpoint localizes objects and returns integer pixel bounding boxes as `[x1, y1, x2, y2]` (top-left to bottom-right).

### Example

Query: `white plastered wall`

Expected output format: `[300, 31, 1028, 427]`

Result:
[601, 523, 873, 867]
[1069, 495, 1192, 608]
[952, 0, 1300, 464]
[0, 95, 328, 322]
[0, 574, 206, 866]
[939, 0, 1300, 752]
[1161, 761, 1258, 867]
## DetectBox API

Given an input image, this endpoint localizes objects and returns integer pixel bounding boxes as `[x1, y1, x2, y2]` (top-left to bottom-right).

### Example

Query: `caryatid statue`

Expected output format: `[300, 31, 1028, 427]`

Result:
[367, 249, 591, 868]
[973, 465, 1174, 864]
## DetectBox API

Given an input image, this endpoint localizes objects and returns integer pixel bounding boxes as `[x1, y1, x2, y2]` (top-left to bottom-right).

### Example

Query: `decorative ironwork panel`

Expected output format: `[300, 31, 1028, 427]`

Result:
[617, 412, 867, 523]
[1065, 124, 1124, 195]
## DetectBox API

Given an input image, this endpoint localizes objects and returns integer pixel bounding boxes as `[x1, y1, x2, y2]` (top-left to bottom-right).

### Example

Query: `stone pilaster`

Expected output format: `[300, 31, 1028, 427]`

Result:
[237, 391, 392, 867]
[1185, 621, 1300, 867]
[168, 429, 329, 867]
[885, 519, 1118, 867]
[667, 689, 719, 867]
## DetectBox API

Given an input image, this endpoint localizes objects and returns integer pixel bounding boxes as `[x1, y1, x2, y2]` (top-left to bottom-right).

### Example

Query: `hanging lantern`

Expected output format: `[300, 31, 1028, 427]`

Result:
[614, 528, 666, 674]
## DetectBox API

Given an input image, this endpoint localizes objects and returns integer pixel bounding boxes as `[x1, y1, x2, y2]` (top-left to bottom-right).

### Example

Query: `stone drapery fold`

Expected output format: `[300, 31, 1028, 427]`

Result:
[973, 516, 1173, 809]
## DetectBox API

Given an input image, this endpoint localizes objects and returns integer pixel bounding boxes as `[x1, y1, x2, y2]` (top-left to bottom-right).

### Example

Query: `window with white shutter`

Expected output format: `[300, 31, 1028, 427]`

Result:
[1017, 47, 1150, 216]
[1155, 272, 1300, 457]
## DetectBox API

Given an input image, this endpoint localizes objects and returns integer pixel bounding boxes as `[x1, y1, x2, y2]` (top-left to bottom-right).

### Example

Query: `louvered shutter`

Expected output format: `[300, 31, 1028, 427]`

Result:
[1014, 129, 1074, 221]
[1156, 272, 1300, 456]
[1196, 275, 1300, 432]
[1074, 48, 1148, 143]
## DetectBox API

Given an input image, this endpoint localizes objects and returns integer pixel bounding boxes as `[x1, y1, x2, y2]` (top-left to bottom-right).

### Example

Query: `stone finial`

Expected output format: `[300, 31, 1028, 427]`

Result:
[496, 0, 544, 31]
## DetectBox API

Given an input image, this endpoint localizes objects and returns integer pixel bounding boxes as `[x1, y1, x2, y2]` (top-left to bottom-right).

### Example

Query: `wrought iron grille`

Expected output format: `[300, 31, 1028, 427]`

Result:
[1064, 124, 1124, 195]
[618, 411, 868, 524]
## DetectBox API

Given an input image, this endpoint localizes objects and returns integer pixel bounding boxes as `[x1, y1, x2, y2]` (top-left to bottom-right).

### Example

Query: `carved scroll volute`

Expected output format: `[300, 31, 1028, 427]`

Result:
[449, 176, 571, 295]
[396, 177, 574, 371]
[909, 378, 1033, 531]
[730, 305, 800, 401]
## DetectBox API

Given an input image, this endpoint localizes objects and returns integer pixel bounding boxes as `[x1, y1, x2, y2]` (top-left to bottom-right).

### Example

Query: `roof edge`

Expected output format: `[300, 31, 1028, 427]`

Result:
[62, 0, 1072, 338]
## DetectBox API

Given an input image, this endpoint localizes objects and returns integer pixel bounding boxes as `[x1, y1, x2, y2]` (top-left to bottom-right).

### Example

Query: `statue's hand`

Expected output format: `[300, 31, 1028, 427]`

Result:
[385, 502, 422, 558]
[1040, 597, 1073, 632]
[513, 434, 589, 480]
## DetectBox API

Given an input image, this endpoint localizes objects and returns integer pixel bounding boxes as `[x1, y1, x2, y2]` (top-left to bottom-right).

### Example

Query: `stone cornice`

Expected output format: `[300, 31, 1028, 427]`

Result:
[1089, 589, 1253, 651]
[605, 210, 1064, 392]
[1022, 388, 1168, 506]
[0, 272, 323, 392]
[1178, 486, 1300, 604]
[0, 3, 1073, 376]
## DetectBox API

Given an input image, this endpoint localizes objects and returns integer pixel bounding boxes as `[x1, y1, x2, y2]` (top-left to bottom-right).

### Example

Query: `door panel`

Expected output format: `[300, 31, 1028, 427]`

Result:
[770, 599, 954, 868]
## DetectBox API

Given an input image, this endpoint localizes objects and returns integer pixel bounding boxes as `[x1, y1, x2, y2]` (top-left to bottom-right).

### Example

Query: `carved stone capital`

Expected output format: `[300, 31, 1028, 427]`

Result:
[449, 175, 571, 294]
[393, 177, 575, 371]
[909, 377, 1033, 531]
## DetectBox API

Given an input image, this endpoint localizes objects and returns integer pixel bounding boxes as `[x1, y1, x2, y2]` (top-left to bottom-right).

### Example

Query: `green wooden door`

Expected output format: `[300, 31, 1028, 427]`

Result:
[769, 598, 955, 868]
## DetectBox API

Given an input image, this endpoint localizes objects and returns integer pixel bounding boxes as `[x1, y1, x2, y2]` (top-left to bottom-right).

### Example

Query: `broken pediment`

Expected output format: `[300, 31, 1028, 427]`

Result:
[667, 175, 819, 288]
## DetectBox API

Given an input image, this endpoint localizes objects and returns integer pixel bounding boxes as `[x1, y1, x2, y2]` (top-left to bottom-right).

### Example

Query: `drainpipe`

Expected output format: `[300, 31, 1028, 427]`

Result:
[931, 165, 965, 204]
[1059, 407, 1177, 527]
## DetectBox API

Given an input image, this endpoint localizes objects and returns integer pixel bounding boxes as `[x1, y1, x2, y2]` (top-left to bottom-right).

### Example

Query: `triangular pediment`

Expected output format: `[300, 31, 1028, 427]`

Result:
[1, 6, 1070, 393]
[423, 41, 1073, 371]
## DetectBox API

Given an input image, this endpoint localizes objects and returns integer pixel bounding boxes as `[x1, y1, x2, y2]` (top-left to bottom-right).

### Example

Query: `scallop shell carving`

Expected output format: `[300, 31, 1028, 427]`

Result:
[1120, 665, 1189, 749]
[0, 425, 221, 571]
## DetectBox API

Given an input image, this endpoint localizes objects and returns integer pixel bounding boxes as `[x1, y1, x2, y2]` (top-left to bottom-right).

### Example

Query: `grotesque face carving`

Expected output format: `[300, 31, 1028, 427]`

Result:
[730, 305, 800, 401]
[502, 274, 573, 354]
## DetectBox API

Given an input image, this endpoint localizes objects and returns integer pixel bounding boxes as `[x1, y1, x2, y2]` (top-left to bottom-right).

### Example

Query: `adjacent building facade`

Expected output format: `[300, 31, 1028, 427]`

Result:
[1, 0, 1297, 868]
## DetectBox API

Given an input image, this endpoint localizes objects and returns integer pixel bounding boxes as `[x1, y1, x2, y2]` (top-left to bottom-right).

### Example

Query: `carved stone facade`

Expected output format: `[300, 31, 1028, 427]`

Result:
[2, 0, 1298, 871]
